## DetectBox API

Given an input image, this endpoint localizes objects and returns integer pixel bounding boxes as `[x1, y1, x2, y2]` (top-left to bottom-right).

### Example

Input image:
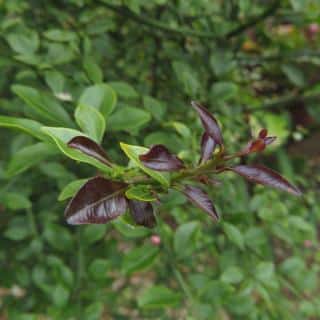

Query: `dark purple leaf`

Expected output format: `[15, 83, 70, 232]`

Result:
[258, 128, 268, 139]
[183, 185, 219, 220]
[128, 200, 156, 228]
[68, 136, 112, 167]
[191, 101, 223, 146]
[199, 132, 216, 164]
[139, 144, 184, 171]
[65, 176, 128, 225]
[228, 165, 302, 196]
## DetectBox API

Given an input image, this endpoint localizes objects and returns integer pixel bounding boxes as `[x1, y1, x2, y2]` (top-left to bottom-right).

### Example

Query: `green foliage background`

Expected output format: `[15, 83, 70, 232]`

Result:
[0, 0, 320, 319]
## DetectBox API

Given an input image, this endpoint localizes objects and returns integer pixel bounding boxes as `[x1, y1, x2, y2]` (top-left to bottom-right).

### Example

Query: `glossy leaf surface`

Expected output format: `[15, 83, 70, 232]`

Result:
[199, 132, 216, 164]
[139, 144, 184, 171]
[120, 143, 169, 187]
[41, 127, 112, 174]
[65, 176, 128, 225]
[74, 104, 106, 143]
[183, 185, 219, 220]
[229, 165, 302, 196]
[78, 84, 117, 118]
[128, 200, 156, 228]
[67, 136, 112, 167]
[191, 101, 223, 145]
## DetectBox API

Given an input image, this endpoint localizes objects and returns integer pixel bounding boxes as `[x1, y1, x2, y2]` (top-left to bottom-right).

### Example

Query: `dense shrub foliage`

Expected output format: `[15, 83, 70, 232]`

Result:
[0, 1, 319, 319]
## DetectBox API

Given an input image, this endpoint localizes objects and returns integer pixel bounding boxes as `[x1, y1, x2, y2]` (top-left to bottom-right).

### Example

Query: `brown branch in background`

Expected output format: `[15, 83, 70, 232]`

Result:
[246, 92, 320, 113]
[100, 0, 279, 40]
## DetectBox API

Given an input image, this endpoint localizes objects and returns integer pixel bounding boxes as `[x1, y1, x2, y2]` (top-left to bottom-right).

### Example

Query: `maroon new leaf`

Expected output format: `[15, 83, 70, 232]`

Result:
[139, 144, 184, 171]
[199, 132, 216, 164]
[68, 136, 112, 167]
[237, 130, 277, 157]
[243, 139, 266, 154]
[65, 176, 128, 225]
[228, 165, 302, 196]
[191, 101, 223, 146]
[258, 128, 268, 139]
[128, 200, 156, 228]
[183, 185, 219, 220]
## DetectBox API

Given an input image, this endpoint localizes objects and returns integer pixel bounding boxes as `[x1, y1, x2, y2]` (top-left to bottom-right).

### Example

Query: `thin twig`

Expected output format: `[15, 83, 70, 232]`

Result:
[101, 1, 279, 40]
[246, 92, 320, 112]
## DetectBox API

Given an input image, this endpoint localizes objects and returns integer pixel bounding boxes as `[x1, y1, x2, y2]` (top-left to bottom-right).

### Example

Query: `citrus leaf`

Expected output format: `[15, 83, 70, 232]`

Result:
[120, 143, 170, 187]
[199, 132, 216, 164]
[65, 176, 128, 225]
[139, 144, 184, 171]
[191, 101, 223, 145]
[229, 165, 302, 196]
[41, 127, 112, 174]
[128, 200, 156, 228]
[58, 178, 89, 201]
[75, 104, 106, 142]
[183, 185, 219, 220]
[67, 136, 112, 167]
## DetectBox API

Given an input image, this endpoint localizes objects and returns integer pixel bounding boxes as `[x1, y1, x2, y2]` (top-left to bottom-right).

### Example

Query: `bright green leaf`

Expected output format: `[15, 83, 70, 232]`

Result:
[75, 104, 106, 142]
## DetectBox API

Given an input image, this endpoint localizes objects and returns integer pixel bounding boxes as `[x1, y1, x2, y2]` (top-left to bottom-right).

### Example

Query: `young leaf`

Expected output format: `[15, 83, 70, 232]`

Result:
[74, 104, 106, 143]
[41, 127, 113, 174]
[139, 144, 184, 171]
[191, 101, 223, 146]
[128, 200, 156, 228]
[228, 165, 302, 196]
[182, 185, 219, 220]
[68, 136, 112, 167]
[199, 132, 216, 164]
[258, 129, 268, 139]
[243, 139, 266, 154]
[65, 176, 128, 225]
[120, 143, 170, 187]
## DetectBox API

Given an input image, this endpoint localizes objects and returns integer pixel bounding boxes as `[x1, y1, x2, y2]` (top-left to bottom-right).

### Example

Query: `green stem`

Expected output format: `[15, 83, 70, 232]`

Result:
[27, 208, 40, 237]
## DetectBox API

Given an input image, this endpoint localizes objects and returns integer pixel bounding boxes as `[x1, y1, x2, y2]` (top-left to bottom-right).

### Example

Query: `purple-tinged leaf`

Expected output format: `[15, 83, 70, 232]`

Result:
[199, 132, 216, 164]
[128, 200, 156, 228]
[243, 139, 266, 154]
[183, 185, 219, 220]
[68, 136, 112, 167]
[139, 144, 184, 171]
[65, 176, 128, 225]
[191, 101, 223, 146]
[258, 128, 268, 139]
[228, 165, 302, 196]
[264, 136, 276, 145]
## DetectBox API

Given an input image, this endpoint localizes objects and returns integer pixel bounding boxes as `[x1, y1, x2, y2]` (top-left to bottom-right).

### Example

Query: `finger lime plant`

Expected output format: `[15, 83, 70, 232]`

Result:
[62, 101, 301, 226]
[2, 87, 301, 228]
